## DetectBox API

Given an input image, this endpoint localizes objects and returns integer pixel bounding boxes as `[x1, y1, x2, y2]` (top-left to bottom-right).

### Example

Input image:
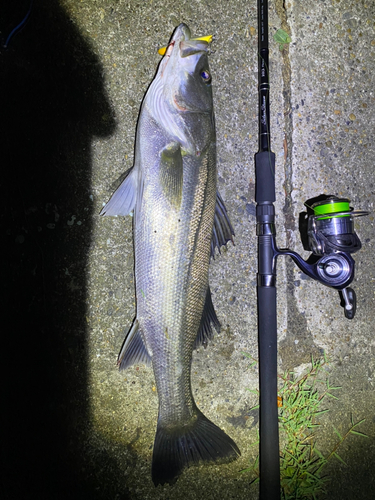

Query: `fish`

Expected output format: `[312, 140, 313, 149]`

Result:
[100, 23, 240, 486]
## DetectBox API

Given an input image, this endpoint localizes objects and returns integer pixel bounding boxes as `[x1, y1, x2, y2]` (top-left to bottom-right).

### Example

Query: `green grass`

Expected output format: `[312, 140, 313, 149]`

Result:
[241, 354, 368, 500]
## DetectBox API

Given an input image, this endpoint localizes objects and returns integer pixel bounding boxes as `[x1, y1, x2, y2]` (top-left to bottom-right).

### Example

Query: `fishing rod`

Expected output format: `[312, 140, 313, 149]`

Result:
[255, 1, 368, 499]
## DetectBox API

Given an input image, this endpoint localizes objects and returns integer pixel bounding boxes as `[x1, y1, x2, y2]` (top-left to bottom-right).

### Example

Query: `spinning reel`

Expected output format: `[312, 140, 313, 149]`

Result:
[278, 196, 368, 319]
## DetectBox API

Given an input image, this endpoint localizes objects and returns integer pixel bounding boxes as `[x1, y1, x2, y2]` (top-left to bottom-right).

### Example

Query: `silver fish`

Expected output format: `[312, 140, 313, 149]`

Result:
[101, 23, 239, 485]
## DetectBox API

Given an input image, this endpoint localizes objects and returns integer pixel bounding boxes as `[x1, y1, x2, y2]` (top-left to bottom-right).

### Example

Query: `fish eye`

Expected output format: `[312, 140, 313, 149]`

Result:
[200, 70, 211, 84]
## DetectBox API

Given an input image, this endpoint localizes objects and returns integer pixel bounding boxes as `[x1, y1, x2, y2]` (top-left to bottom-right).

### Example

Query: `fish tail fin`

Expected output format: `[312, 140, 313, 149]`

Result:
[151, 408, 240, 486]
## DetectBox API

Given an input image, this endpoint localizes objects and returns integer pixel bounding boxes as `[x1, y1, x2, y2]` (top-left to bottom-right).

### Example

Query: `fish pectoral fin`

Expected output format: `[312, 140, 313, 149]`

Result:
[117, 319, 151, 370]
[194, 287, 221, 349]
[210, 190, 235, 258]
[100, 166, 139, 216]
[159, 142, 183, 210]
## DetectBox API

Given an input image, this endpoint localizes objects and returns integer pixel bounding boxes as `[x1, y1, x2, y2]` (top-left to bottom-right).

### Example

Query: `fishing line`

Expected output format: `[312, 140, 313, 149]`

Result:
[2, 0, 34, 49]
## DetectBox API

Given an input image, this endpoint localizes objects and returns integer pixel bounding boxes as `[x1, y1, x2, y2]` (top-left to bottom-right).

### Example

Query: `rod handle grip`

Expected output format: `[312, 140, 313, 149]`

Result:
[257, 285, 281, 500]
[255, 151, 276, 203]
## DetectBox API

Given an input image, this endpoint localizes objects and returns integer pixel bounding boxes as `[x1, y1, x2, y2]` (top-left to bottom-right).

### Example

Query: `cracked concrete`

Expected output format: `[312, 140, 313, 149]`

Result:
[274, 0, 320, 369]
[3, 0, 374, 499]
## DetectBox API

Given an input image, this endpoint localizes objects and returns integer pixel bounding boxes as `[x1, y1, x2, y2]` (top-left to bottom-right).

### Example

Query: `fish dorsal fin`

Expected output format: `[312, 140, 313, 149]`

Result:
[100, 167, 139, 216]
[211, 190, 235, 258]
[117, 319, 151, 370]
[159, 142, 183, 210]
[194, 287, 221, 349]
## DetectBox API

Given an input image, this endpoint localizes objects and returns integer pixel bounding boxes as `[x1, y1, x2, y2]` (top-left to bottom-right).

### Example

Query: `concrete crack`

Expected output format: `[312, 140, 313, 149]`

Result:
[274, 0, 320, 369]
[275, 0, 294, 236]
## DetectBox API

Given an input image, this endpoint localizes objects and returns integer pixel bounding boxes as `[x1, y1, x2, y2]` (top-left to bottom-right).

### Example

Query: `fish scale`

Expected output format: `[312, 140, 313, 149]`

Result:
[138, 153, 214, 425]
[100, 23, 239, 485]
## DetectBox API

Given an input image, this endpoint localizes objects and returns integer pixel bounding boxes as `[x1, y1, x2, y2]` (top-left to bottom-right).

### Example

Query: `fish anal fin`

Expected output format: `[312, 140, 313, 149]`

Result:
[211, 190, 235, 258]
[117, 319, 151, 370]
[152, 407, 240, 486]
[159, 142, 183, 210]
[194, 287, 221, 350]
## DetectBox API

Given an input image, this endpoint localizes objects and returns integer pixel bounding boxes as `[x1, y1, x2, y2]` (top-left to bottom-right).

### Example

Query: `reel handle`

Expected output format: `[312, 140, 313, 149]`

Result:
[340, 287, 356, 320]
[276, 249, 358, 318]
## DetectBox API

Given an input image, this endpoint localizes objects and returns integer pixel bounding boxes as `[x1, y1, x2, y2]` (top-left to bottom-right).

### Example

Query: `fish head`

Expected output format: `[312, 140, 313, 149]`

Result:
[160, 23, 213, 114]
[149, 24, 215, 154]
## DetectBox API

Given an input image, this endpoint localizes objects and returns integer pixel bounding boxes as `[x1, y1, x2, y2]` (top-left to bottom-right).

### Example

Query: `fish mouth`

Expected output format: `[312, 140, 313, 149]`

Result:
[158, 23, 212, 57]
[172, 23, 192, 43]
[159, 24, 210, 81]
[179, 39, 209, 58]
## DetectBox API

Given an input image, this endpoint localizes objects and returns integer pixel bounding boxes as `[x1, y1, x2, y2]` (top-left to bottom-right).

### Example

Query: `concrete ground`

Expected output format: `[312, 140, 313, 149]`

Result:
[2, 0, 374, 499]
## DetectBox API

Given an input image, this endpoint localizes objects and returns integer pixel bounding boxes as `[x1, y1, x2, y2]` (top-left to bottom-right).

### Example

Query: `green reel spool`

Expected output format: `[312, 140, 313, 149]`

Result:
[312, 198, 351, 220]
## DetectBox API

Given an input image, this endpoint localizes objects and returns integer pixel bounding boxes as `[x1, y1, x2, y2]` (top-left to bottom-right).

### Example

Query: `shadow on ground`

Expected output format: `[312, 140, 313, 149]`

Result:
[0, 1, 130, 498]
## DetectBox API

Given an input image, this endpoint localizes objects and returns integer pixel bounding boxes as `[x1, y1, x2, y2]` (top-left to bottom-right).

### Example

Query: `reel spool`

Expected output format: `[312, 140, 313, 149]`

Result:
[307, 197, 367, 256]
